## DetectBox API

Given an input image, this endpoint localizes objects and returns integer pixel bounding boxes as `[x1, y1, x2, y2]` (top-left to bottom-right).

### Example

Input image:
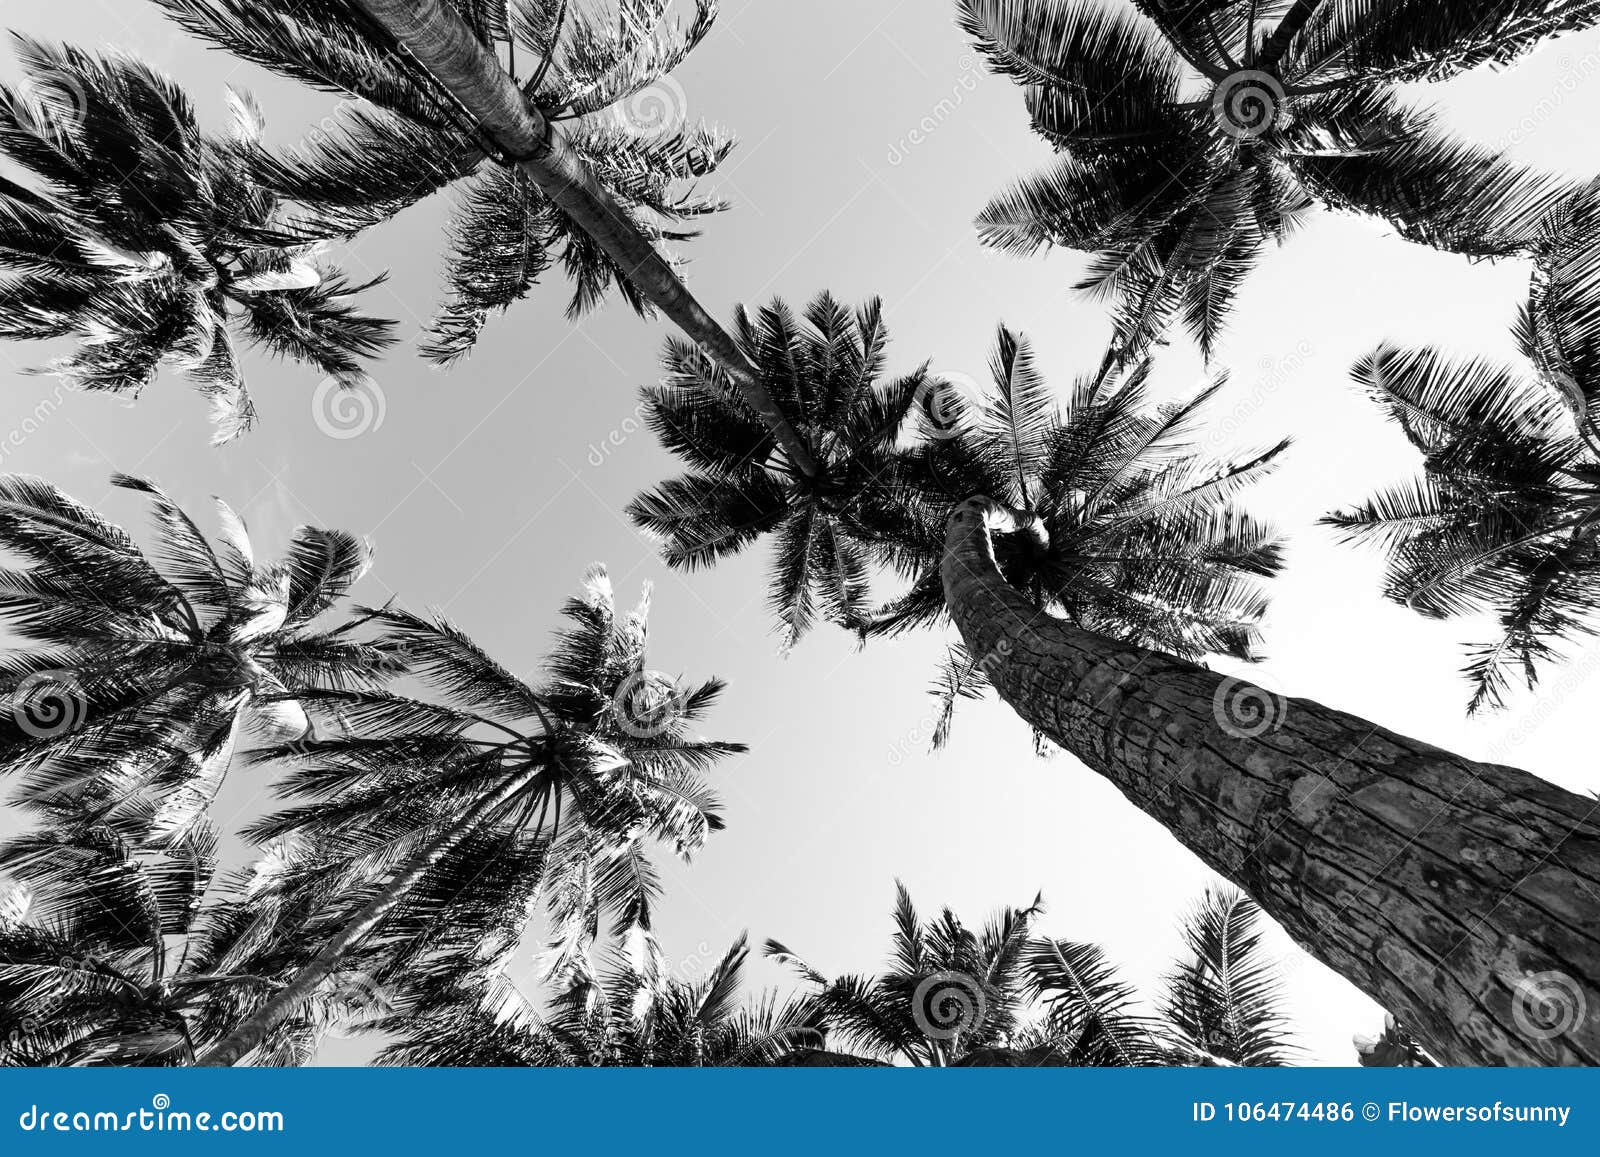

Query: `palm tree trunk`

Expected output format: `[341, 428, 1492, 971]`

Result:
[1255, 0, 1324, 71]
[196, 769, 538, 1066]
[351, 0, 819, 479]
[941, 498, 1600, 1066]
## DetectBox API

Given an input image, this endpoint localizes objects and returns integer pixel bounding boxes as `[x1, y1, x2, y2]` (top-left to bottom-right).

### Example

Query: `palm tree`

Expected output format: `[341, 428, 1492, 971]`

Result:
[0, 808, 342, 1065]
[152, 0, 818, 474]
[1354, 1015, 1437, 1067]
[196, 565, 745, 1064]
[0, 39, 394, 440]
[766, 883, 1294, 1066]
[856, 325, 1287, 746]
[957, 0, 1593, 355]
[631, 293, 1600, 1064]
[376, 932, 826, 1066]
[627, 294, 930, 649]
[1323, 196, 1600, 711]
[0, 473, 393, 845]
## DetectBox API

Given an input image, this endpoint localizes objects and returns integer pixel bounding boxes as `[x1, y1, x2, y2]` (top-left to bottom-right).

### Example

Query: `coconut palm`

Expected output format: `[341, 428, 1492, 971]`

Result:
[1322, 190, 1600, 710]
[0, 807, 346, 1066]
[152, 0, 819, 475]
[151, 3, 726, 354]
[0, 39, 394, 440]
[856, 325, 1287, 746]
[1321, 345, 1600, 712]
[766, 883, 1293, 1067]
[630, 292, 1600, 1064]
[196, 565, 744, 1064]
[375, 931, 825, 1066]
[627, 294, 931, 648]
[957, 0, 1592, 355]
[0, 474, 393, 846]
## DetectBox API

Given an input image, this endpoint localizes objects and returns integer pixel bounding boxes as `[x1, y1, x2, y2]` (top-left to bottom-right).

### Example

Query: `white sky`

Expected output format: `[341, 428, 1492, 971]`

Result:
[3, 0, 1600, 1065]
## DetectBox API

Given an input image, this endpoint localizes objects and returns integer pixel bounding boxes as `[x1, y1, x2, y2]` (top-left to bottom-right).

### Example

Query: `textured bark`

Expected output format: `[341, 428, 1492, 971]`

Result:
[353, 0, 819, 478]
[942, 498, 1600, 1066]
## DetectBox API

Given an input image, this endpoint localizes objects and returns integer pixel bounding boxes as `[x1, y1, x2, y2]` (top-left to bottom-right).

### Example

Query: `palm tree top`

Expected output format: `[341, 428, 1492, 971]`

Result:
[0, 37, 396, 440]
[154, 0, 735, 363]
[244, 564, 746, 996]
[958, 0, 1593, 356]
[0, 473, 391, 845]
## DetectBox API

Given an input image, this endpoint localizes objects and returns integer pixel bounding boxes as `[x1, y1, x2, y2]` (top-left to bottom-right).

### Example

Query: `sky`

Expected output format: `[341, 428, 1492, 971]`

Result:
[2, 0, 1600, 1066]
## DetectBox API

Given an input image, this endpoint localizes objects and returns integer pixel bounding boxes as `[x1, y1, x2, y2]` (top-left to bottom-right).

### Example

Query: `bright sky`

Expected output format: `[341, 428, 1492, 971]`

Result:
[3, 0, 1600, 1065]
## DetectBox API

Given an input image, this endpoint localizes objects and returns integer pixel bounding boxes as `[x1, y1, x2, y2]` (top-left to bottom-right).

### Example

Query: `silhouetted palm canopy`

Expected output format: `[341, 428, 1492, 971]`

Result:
[1322, 345, 1600, 709]
[377, 932, 824, 1066]
[628, 294, 929, 648]
[0, 474, 390, 845]
[958, 0, 1594, 355]
[864, 325, 1286, 743]
[246, 566, 745, 993]
[155, 0, 733, 362]
[0, 810, 340, 1066]
[767, 883, 1293, 1067]
[0, 38, 394, 440]
[1324, 191, 1600, 711]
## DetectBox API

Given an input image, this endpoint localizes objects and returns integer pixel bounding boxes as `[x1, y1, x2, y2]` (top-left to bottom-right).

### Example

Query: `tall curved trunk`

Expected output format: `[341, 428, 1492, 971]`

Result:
[197, 769, 537, 1066]
[351, 0, 819, 479]
[942, 498, 1600, 1066]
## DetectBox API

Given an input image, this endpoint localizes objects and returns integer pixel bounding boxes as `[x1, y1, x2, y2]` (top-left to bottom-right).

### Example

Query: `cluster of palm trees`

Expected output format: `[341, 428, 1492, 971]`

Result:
[0, 0, 1598, 1066]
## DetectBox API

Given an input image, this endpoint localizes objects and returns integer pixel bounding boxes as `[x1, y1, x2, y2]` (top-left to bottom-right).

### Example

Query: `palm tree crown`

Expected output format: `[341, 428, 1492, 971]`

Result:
[0, 809, 339, 1066]
[958, 0, 1592, 356]
[377, 931, 823, 1066]
[0, 39, 395, 440]
[243, 565, 746, 1011]
[0, 474, 390, 847]
[155, 0, 734, 363]
[628, 294, 929, 648]
[767, 883, 1295, 1066]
